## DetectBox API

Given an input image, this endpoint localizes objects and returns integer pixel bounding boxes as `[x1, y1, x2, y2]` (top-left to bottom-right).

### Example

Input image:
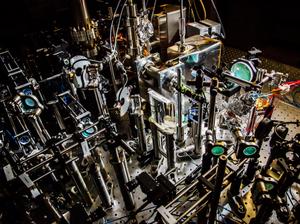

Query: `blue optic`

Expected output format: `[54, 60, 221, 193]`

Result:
[19, 135, 30, 145]
[22, 88, 32, 96]
[24, 98, 36, 108]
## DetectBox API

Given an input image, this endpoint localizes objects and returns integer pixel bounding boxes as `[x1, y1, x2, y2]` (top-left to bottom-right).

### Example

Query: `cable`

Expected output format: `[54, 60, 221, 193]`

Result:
[150, 0, 158, 22]
[192, 0, 201, 20]
[209, 0, 226, 39]
[199, 0, 207, 20]
[113, 0, 128, 52]
[109, 0, 124, 51]
[187, 0, 196, 22]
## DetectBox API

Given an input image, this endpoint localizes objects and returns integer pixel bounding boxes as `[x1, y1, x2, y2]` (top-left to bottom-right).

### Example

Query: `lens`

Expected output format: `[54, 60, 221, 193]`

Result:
[186, 54, 199, 64]
[24, 98, 36, 108]
[81, 127, 95, 138]
[82, 117, 91, 123]
[19, 135, 30, 145]
[243, 146, 257, 156]
[211, 146, 224, 156]
[22, 88, 32, 95]
[231, 62, 253, 82]
[265, 183, 274, 191]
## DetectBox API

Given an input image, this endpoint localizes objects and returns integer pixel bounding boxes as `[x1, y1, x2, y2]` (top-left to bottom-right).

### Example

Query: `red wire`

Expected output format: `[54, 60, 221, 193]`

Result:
[271, 80, 300, 93]
[282, 80, 300, 86]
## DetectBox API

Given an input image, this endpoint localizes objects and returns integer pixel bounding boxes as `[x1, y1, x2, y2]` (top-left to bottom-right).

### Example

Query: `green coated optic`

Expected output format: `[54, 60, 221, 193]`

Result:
[265, 183, 274, 191]
[231, 62, 253, 81]
[243, 146, 257, 156]
[211, 146, 225, 156]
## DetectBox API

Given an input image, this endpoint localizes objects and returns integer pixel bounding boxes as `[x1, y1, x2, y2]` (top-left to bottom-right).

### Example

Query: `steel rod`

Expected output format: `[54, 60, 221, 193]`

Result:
[208, 155, 227, 224]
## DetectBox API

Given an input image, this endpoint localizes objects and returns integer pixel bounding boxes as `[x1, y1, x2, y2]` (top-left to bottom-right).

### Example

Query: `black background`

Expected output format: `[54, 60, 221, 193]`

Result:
[0, 0, 299, 67]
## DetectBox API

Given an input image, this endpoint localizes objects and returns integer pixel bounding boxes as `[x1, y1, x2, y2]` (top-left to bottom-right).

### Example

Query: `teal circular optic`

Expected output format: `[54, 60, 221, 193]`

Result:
[211, 146, 225, 156]
[186, 54, 199, 64]
[81, 127, 95, 138]
[24, 98, 36, 108]
[231, 62, 253, 82]
[243, 146, 257, 156]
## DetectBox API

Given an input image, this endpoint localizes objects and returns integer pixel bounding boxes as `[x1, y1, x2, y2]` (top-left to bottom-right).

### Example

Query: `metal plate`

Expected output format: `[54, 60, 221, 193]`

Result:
[218, 99, 300, 224]
[99, 148, 201, 224]
[94, 98, 299, 224]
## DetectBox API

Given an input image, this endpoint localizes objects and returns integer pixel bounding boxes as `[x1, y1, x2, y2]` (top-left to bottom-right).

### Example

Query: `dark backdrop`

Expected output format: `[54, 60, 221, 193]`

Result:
[215, 0, 300, 67]
[1, 0, 299, 67]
